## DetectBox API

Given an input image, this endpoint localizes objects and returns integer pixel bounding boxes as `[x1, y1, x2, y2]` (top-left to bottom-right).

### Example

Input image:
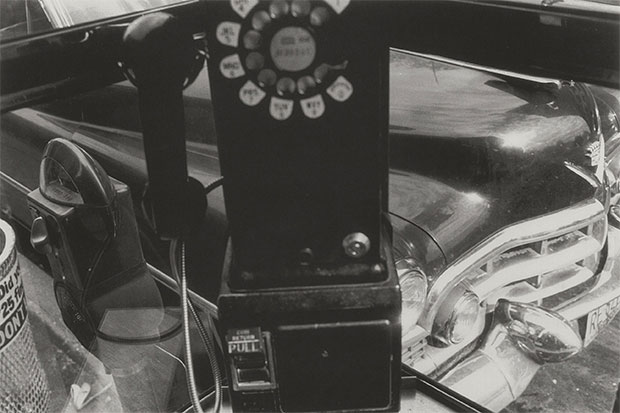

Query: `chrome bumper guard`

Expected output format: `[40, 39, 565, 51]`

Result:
[436, 225, 620, 412]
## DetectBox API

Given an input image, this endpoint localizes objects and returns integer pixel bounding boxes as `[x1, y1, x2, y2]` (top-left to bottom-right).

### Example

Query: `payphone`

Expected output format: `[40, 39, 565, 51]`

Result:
[203, 1, 401, 411]
[112, 0, 399, 411]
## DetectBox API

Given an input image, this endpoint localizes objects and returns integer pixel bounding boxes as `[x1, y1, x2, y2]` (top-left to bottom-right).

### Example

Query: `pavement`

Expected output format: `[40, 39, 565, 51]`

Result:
[503, 313, 620, 413]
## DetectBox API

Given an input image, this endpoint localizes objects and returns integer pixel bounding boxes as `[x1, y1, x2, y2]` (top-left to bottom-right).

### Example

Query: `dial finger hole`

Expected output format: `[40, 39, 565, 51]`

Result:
[252, 10, 272, 31]
[245, 52, 265, 70]
[291, 0, 311, 17]
[270, 0, 290, 18]
[243, 30, 262, 50]
[297, 76, 316, 95]
[276, 77, 296, 95]
[258, 69, 277, 87]
[310, 7, 330, 26]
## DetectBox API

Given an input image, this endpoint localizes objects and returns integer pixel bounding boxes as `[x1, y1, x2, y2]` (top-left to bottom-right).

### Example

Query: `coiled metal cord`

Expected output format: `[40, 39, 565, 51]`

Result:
[187, 291, 222, 412]
[170, 239, 222, 413]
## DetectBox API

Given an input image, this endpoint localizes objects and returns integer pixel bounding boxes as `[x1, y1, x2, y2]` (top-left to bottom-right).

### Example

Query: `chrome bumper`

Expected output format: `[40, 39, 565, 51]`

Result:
[434, 225, 620, 412]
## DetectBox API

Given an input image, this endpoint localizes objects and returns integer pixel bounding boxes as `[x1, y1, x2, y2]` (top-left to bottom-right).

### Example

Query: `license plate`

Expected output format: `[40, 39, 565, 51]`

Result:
[584, 295, 620, 346]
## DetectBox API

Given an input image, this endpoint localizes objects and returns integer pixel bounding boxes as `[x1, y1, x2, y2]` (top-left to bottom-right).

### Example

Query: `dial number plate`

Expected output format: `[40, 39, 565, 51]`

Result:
[217, 0, 354, 120]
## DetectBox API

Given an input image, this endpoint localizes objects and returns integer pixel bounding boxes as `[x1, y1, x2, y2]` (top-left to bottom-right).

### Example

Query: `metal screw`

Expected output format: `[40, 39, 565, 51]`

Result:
[241, 271, 255, 281]
[342, 232, 371, 258]
[298, 248, 314, 265]
[371, 264, 383, 274]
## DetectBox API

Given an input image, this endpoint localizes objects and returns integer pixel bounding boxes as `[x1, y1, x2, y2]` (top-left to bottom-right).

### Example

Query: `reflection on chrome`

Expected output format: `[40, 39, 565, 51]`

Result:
[396, 259, 428, 334]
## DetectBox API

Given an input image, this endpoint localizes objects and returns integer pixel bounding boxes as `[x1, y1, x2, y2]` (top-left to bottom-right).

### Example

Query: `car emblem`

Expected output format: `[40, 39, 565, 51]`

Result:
[585, 140, 601, 167]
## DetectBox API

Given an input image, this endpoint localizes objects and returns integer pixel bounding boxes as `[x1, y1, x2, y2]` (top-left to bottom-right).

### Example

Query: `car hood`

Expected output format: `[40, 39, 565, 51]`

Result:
[387, 52, 603, 263]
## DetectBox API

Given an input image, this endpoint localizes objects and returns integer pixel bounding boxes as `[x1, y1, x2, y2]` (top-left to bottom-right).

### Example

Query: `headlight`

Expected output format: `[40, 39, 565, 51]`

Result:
[448, 291, 480, 344]
[433, 286, 482, 345]
[396, 259, 427, 335]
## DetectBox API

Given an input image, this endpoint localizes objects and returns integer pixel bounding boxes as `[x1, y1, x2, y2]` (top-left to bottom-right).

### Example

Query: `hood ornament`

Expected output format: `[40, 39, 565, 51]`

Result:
[585, 140, 602, 167]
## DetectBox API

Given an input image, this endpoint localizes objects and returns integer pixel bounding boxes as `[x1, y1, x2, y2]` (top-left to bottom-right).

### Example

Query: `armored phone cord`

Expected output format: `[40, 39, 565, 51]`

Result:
[170, 239, 222, 413]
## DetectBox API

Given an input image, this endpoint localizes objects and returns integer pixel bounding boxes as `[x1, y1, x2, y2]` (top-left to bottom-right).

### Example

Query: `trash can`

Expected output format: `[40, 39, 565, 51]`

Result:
[0, 219, 50, 412]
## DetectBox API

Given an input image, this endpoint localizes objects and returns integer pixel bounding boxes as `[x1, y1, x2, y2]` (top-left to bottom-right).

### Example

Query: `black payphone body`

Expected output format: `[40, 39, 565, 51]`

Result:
[204, 1, 401, 411]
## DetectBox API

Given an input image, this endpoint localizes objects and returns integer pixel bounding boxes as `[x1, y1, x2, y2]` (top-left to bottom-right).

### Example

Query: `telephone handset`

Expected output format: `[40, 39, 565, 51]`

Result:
[206, 0, 390, 287]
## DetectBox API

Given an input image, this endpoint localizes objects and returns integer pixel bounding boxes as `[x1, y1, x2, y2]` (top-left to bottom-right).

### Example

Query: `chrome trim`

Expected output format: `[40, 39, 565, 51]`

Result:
[605, 132, 620, 164]
[569, 82, 605, 182]
[610, 204, 620, 229]
[404, 306, 485, 375]
[448, 0, 620, 19]
[412, 315, 484, 376]
[402, 325, 430, 367]
[558, 225, 620, 320]
[402, 325, 429, 345]
[391, 48, 562, 88]
[605, 133, 620, 199]
[471, 231, 601, 300]
[565, 162, 600, 187]
[486, 265, 595, 307]
[419, 199, 606, 331]
[440, 324, 541, 412]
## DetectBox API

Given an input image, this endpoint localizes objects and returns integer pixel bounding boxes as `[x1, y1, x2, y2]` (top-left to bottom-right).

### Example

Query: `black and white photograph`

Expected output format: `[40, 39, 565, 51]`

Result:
[0, 0, 619, 412]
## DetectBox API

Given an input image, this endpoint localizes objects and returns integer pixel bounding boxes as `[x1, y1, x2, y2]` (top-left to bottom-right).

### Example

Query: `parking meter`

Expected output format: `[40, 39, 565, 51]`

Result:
[26, 139, 169, 352]
[205, 1, 401, 411]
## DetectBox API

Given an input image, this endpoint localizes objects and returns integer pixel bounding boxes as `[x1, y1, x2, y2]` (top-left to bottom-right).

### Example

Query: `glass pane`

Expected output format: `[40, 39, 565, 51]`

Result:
[41, 0, 189, 28]
[1, 37, 619, 413]
[0, 0, 191, 42]
[0, 0, 52, 42]
[22, 255, 215, 412]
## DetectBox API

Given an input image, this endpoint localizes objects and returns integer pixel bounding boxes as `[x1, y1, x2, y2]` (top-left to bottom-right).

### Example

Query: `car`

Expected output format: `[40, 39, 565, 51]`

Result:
[1, 0, 619, 411]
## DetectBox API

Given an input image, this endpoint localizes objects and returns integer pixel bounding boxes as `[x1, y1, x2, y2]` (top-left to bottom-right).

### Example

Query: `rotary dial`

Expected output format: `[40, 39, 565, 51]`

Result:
[215, 0, 354, 120]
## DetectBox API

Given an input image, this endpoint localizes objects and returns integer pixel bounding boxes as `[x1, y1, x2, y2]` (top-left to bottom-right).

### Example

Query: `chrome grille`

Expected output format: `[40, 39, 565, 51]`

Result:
[471, 217, 606, 312]
[402, 326, 427, 366]
[403, 199, 607, 374]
